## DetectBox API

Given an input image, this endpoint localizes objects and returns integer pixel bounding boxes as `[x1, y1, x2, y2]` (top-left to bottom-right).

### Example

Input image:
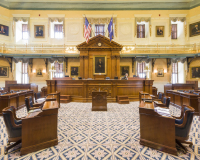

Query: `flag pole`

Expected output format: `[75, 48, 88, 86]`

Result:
[112, 14, 114, 41]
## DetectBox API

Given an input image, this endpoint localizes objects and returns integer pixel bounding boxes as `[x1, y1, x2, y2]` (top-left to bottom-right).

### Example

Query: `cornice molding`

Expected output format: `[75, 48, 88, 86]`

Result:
[12, 14, 30, 17]
[47, 14, 65, 17]
[0, 0, 199, 10]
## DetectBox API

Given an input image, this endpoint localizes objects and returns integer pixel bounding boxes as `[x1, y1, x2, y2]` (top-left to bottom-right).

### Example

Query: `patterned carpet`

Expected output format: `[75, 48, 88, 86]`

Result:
[0, 102, 199, 160]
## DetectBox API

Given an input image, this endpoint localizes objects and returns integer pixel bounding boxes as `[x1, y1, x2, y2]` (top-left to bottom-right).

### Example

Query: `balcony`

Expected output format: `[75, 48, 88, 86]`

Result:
[0, 43, 200, 58]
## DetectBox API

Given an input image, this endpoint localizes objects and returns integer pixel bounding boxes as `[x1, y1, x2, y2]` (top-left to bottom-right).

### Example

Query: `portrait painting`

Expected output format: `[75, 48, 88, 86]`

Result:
[189, 21, 200, 37]
[34, 25, 45, 38]
[0, 66, 9, 78]
[156, 26, 164, 37]
[93, 56, 107, 75]
[157, 68, 164, 77]
[191, 66, 200, 78]
[0, 24, 9, 36]
[36, 68, 43, 77]
[121, 66, 129, 76]
[71, 66, 79, 76]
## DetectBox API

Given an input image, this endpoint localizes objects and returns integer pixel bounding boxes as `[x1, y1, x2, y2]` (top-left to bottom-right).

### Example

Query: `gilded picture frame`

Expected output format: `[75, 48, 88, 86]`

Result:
[191, 66, 200, 79]
[36, 68, 43, 77]
[0, 66, 9, 78]
[120, 66, 129, 76]
[93, 55, 107, 75]
[189, 21, 200, 37]
[34, 25, 45, 38]
[156, 26, 164, 37]
[157, 68, 164, 77]
[0, 24, 9, 36]
[71, 66, 79, 76]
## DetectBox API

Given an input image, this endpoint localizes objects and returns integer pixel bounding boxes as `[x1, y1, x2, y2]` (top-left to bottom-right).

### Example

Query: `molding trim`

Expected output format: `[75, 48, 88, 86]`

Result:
[47, 14, 65, 17]
[12, 14, 30, 17]
[0, 1, 200, 10]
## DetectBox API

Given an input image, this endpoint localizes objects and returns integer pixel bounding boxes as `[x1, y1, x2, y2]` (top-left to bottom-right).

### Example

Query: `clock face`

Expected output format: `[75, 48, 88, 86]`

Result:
[98, 43, 101, 47]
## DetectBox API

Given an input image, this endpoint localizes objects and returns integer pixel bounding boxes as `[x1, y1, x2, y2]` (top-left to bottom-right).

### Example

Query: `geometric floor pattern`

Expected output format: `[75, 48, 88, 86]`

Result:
[0, 102, 199, 160]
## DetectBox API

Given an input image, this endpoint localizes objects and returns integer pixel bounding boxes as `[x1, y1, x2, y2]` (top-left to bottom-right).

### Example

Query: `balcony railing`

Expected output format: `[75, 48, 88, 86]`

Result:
[0, 43, 200, 57]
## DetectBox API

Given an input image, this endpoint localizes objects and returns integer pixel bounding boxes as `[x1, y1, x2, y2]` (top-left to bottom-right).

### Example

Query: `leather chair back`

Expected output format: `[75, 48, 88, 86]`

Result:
[35, 92, 41, 99]
[2, 108, 22, 138]
[193, 92, 199, 95]
[175, 106, 194, 138]
[25, 96, 33, 112]
[158, 92, 164, 100]
[162, 96, 170, 107]
[114, 76, 118, 79]
[1, 92, 7, 95]
[7, 106, 22, 125]
[106, 77, 110, 79]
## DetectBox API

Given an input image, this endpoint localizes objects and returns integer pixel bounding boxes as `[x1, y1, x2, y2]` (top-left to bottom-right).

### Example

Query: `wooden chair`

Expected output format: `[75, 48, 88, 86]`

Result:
[2, 107, 22, 154]
[7, 106, 22, 125]
[154, 96, 171, 108]
[151, 92, 165, 101]
[174, 105, 195, 153]
[25, 96, 43, 112]
[34, 91, 46, 103]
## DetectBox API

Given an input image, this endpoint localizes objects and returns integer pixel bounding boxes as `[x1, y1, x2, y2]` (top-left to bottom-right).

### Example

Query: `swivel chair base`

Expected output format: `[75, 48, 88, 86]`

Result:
[176, 139, 193, 154]
[5, 139, 21, 155]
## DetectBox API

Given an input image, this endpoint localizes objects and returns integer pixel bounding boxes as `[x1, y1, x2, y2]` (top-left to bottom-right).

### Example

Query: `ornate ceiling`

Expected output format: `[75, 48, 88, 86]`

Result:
[0, 0, 199, 10]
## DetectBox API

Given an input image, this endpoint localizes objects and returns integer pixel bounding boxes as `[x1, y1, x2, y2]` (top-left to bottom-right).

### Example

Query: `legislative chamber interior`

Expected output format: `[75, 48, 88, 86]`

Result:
[0, 0, 200, 159]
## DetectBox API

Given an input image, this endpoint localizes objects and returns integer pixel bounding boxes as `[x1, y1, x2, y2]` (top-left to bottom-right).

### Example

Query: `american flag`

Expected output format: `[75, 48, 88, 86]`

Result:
[84, 17, 92, 43]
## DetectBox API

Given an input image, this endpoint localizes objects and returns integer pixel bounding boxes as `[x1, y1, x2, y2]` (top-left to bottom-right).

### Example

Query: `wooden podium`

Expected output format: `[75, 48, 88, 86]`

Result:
[92, 91, 107, 111]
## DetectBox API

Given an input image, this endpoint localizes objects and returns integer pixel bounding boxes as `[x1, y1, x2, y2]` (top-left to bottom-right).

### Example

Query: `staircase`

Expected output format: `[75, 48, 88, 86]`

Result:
[117, 96, 130, 104]
[60, 95, 71, 103]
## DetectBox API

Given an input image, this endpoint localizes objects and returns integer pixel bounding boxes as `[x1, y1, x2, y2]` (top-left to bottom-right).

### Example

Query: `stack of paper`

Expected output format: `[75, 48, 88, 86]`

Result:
[154, 107, 171, 117]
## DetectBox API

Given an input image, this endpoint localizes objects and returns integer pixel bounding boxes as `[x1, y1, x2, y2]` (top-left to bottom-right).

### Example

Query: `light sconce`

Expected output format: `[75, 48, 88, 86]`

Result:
[154, 70, 157, 73]
[164, 70, 167, 73]
[42, 69, 46, 73]
[33, 69, 36, 73]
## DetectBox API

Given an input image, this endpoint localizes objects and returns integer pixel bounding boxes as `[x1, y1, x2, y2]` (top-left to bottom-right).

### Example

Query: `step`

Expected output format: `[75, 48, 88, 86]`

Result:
[117, 96, 129, 102]
[60, 95, 70, 98]
[118, 99, 130, 104]
[60, 99, 70, 103]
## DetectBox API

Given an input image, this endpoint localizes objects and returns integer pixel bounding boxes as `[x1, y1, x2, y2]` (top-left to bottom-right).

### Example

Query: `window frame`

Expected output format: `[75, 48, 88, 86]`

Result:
[137, 62, 146, 78]
[95, 24, 105, 36]
[172, 62, 178, 83]
[54, 62, 64, 78]
[54, 24, 63, 39]
[171, 24, 177, 39]
[22, 62, 28, 84]
[137, 24, 145, 38]
[22, 24, 28, 40]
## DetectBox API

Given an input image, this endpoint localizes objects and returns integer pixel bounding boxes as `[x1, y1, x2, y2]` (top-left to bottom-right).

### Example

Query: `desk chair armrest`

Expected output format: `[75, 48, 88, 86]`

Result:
[175, 123, 185, 128]
[15, 124, 22, 128]
[152, 98, 161, 101]
[29, 107, 41, 110]
[171, 115, 183, 119]
[32, 103, 43, 107]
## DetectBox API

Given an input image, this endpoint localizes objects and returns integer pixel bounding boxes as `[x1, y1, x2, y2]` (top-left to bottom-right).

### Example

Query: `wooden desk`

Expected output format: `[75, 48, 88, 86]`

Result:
[21, 101, 58, 155]
[46, 79, 154, 102]
[164, 83, 197, 95]
[45, 95, 56, 101]
[92, 92, 107, 111]
[0, 90, 34, 115]
[166, 90, 199, 115]
[7, 83, 38, 93]
[47, 92, 60, 108]
[139, 101, 177, 155]
[139, 91, 149, 103]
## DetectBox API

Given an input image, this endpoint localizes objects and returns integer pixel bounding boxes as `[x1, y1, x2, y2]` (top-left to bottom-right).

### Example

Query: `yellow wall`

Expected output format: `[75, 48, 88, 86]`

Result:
[1, 6, 200, 92]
